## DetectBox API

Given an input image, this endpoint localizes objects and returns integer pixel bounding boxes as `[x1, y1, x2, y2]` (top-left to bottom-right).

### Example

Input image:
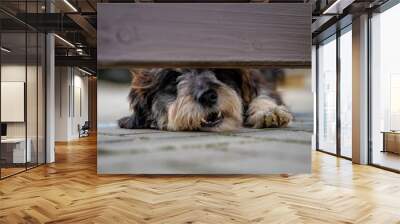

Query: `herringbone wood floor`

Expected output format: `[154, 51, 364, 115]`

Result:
[1, 135, 400, 224]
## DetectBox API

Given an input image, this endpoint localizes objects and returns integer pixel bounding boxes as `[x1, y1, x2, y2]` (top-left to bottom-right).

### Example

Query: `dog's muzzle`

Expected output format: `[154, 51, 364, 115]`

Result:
[200, 111, 223, 128]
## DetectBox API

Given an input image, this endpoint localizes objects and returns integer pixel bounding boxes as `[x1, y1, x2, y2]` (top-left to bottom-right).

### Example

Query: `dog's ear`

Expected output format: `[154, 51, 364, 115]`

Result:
[119, 69, 157, 129]
[240, 69, 258, 106]
[120, 69, 180, 129]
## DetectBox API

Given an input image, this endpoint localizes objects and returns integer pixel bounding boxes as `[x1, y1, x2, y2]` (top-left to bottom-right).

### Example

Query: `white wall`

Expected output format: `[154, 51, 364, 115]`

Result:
[55, 67, 89, 141]
[71, 73, 89, 138]
[55, 67, 69, 141]
[1, 65, 39, 138]
[1, 63, 46, 164]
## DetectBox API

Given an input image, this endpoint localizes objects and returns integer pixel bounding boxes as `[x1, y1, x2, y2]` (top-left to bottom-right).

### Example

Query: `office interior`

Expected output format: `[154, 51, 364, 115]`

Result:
[1, 1, 400, 223]
[0, 0, 399, 176]
[0, 0, 97, 179]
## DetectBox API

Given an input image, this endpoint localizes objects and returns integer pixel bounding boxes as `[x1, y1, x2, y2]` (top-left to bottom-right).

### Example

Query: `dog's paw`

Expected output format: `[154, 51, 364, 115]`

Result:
[246, 98, 293, 128]
[263, 105, 292, 128]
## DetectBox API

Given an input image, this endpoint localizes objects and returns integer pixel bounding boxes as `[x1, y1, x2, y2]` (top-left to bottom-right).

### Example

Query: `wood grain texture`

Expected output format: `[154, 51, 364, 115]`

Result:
[98, 3, 311, 68]
[1, 135, 400, 223]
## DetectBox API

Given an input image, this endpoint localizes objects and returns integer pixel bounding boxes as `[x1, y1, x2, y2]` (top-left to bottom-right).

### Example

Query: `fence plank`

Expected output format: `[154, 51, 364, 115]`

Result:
[98, 3, 311, 68]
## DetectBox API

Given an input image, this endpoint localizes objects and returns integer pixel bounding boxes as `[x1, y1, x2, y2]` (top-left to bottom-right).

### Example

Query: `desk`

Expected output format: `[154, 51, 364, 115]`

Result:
[1, 138, 31, 163]
[382, 131, 400, 155]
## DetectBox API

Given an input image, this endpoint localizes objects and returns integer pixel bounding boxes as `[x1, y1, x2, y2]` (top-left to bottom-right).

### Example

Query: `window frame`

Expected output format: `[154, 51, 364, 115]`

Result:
[315, 21, 353, 160]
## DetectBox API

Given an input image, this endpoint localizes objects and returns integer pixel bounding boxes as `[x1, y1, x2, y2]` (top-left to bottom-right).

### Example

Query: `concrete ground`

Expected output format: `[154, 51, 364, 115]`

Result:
[98, 117, 312, 174]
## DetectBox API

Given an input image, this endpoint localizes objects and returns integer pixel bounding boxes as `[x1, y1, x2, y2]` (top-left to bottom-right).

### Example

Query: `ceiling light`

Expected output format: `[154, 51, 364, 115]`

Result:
[78, 68, 93, 76]
[323, 0, 355, 15]
[63, 0, 78, 12]
[54, 34, 75, 48]
[76, 48, 85, 55]
[323, 0, 341, 14]
[1, 47, 11, 53]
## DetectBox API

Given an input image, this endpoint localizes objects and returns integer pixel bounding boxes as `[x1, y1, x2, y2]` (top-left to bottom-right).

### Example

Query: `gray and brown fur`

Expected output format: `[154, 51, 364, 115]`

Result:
[119, 69, 292, 132]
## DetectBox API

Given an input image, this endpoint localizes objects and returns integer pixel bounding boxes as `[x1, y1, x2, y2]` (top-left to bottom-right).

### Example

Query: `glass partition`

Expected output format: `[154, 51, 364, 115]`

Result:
[27, 30, 38, 169]
[0, 1, 46, 179]
[26, 0, 44, 169]
[38, 32, 45, 165]
[1, 30, 28, 177]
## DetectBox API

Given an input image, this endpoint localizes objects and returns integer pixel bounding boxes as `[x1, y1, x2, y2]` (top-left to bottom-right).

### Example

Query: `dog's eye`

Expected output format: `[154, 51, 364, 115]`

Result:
[164, 83, 177, 94]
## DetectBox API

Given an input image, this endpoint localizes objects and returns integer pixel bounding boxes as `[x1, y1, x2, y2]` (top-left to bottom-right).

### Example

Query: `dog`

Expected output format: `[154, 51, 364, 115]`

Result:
[118, 68, 293, 132]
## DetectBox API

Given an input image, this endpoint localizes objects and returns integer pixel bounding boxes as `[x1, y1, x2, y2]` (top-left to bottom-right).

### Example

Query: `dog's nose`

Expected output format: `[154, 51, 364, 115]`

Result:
[198, 89, 218, 107]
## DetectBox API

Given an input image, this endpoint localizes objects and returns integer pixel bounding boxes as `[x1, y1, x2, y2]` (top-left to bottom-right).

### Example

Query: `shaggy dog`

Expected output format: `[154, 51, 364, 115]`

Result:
[118, 69, 293, 132]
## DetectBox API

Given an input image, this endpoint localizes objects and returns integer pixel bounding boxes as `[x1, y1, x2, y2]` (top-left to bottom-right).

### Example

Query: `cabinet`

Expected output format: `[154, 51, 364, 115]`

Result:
[382, 132, 400, 154]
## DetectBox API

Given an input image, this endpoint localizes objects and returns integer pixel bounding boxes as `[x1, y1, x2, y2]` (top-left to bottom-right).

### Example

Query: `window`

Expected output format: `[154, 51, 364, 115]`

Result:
[339, 27, 352, 158]
[316, 24, 353, 158]
[317, 35, 337, 154]
[370, 2, 400, 171]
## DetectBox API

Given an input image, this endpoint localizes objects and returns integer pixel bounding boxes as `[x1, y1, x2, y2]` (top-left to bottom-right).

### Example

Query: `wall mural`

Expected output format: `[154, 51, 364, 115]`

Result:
[97, 3, 312, 174]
